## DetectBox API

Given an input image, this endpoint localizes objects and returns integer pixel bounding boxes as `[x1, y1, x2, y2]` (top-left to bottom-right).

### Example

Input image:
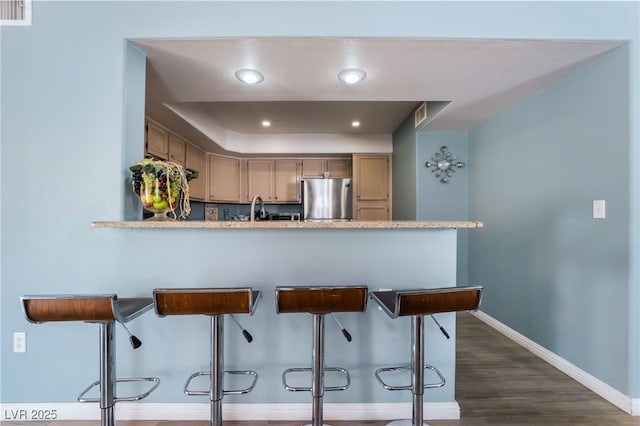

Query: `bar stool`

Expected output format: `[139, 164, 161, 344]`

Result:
[370, 286, 483, 426]
[20, 294, 160, 426]
[275, 285, 368, 426]
[153, 287, 261, 426]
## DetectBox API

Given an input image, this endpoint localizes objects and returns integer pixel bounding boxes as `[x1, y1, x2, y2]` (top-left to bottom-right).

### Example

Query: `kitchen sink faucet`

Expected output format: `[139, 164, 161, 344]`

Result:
[250, 195, 265, 222]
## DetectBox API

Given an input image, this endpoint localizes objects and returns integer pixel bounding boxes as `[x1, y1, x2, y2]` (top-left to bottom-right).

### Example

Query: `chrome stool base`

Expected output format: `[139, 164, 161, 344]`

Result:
[385, 421, 431, 426]
[182, 315, 259, 426]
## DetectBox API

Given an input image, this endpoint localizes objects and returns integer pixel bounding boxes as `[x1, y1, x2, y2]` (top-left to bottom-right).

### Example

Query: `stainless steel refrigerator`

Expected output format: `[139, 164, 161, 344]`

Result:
[302, 178, 353, 221]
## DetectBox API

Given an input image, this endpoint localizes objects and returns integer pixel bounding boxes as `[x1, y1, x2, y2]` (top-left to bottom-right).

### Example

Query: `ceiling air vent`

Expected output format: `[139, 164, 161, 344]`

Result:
[414, 102, 427, 129]
[1, 0, 31, 26]
[415, 101, 451, 130]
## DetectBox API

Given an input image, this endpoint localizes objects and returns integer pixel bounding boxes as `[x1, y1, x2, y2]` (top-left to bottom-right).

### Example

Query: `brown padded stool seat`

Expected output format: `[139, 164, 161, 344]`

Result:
[370, 286, 483, 426]
[275, 286, 368, 314]
[371, 286, 483, 318]
[22, 295, 152, 323]
[275, 285, 368, 426]
[153, 288, 261, 426]
[20, 294, 159, 426]
[154, 287, 261, 316]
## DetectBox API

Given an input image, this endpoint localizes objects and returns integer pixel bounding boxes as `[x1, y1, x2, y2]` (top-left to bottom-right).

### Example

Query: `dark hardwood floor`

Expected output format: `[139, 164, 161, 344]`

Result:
[3, 313, 638, 425]
[434, 312, 640, 425]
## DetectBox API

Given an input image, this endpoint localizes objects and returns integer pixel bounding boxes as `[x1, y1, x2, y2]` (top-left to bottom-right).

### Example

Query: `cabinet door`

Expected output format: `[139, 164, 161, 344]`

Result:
[356, 155, 390, 201]
[301, 159, 324, 178]
[146, 121, 168, 159]
[168, 134, 186, 165]
[356, 203, 390, 221]
[326, 158, 352, 178]
[185, 144, 205, 201]
[274, 159, 301, 202]
[246, 160, 274, 202]
[208, 154, 240, 203]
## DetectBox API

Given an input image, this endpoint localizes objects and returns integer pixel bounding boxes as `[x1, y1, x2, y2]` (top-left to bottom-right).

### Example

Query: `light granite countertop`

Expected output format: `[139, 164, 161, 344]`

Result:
[91, 220, 483, 229]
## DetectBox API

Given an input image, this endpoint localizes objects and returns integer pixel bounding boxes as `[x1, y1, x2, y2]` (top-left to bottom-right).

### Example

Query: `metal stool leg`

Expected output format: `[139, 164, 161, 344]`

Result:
[182, 311, 258, 425]
[381, 316, 431, 426]
[99, 322, 115, 426]
[311, 314, 325, 426]
[411, 315, 428, 426]
[210, 315, 223, 426]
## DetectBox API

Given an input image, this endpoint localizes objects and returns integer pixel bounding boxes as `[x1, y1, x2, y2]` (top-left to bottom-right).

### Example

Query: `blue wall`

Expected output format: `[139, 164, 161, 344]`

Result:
[1, 0, 639, 406]
[418, 132, 470, 287]
[392, 121, 470, 286]
[468, 45, 631, 392]
[392, 115, 418, 220]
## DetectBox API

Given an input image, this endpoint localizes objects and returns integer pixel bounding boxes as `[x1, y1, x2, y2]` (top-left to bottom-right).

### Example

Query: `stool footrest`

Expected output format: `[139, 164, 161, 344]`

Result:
[375, 365, 446, 391]
[77, 377, 160, 403]
[184, 370, 259, 396]
[282, 367, 351, 392]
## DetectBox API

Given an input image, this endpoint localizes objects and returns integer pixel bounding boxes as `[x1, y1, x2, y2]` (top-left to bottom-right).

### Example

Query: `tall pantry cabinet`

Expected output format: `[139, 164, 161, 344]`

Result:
[352, 154, 392, 221]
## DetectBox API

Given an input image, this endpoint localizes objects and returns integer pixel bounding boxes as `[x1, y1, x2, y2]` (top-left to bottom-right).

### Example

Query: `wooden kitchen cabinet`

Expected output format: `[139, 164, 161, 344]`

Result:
[356, 203, 390, 221]
[245, 159, 301, 203]
[145, 119, 169, 160]
[274, 159, 301, 202]
[185, 144, 206, 201]
[207, 154, 241, 203]
[327, 158, 352, 178]
[353, 154, 391, 220]
[245, 159, 273, 202]
[302, 157, 351, 178]
[168, 134, 186, 165]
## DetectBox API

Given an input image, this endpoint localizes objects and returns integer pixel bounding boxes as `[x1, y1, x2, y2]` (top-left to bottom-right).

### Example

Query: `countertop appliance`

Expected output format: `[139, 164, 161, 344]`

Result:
[268, 212, 301, 221]
[302, 178, 353, 221]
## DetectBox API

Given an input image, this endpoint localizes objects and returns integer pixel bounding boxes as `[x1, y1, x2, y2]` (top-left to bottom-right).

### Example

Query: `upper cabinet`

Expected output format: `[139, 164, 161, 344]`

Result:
[245, 159, 273, 202]
[302, 157, 351, 178]
[245, 159, 301, 203]
[168, 134, 186, 165]
[185, 144, 206, 201]
[208, 154, 241, 203]
[274, 159, 301, 202]
[353, 154, 392, 221]
[145, 119, 169, 160]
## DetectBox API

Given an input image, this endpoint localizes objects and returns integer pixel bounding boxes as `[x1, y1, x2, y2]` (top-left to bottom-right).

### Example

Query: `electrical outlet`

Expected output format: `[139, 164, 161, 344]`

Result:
[13, 332, 26, 353]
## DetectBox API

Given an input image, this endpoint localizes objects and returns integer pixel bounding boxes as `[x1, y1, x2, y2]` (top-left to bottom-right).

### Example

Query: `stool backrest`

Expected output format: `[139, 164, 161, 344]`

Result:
[21, 295, 117, 323]
[396, 286, 483, 317]
[275, 286, 368, 314]
[153, 288, 260, 316]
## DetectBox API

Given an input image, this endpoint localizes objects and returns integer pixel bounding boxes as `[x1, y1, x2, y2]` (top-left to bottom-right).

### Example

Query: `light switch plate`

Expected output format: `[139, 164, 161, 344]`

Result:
[593, 200, 606, 219]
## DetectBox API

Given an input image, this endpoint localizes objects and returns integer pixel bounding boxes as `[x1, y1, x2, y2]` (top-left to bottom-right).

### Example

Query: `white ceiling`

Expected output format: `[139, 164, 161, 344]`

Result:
[134, 37, 622, 151]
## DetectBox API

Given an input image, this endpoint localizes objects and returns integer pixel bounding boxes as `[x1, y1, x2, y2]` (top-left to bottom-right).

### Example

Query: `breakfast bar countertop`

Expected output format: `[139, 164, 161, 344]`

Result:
[91, 220, 484, 229]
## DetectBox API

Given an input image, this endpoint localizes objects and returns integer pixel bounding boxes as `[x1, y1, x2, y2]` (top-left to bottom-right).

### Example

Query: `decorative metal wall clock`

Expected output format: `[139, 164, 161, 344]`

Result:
[425, 145, 465, 183]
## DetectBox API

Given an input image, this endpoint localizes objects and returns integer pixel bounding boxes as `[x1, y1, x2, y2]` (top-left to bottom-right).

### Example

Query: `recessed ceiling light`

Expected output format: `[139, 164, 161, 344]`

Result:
[261, 120, 271, 127]
[351, 121, 361, 127]
[338, 68, 366, 84]
[235, 69, 264, 84]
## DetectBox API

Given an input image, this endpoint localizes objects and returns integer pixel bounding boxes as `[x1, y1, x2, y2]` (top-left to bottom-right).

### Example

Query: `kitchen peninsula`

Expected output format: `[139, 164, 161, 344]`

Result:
[86, 218, 482, 420]
[91, 220, 483, 229]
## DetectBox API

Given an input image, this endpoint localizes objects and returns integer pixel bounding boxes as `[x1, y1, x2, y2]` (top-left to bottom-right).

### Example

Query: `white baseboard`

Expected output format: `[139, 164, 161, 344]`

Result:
[0, 402, 460, 421]
[472, 310, 635, 416]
